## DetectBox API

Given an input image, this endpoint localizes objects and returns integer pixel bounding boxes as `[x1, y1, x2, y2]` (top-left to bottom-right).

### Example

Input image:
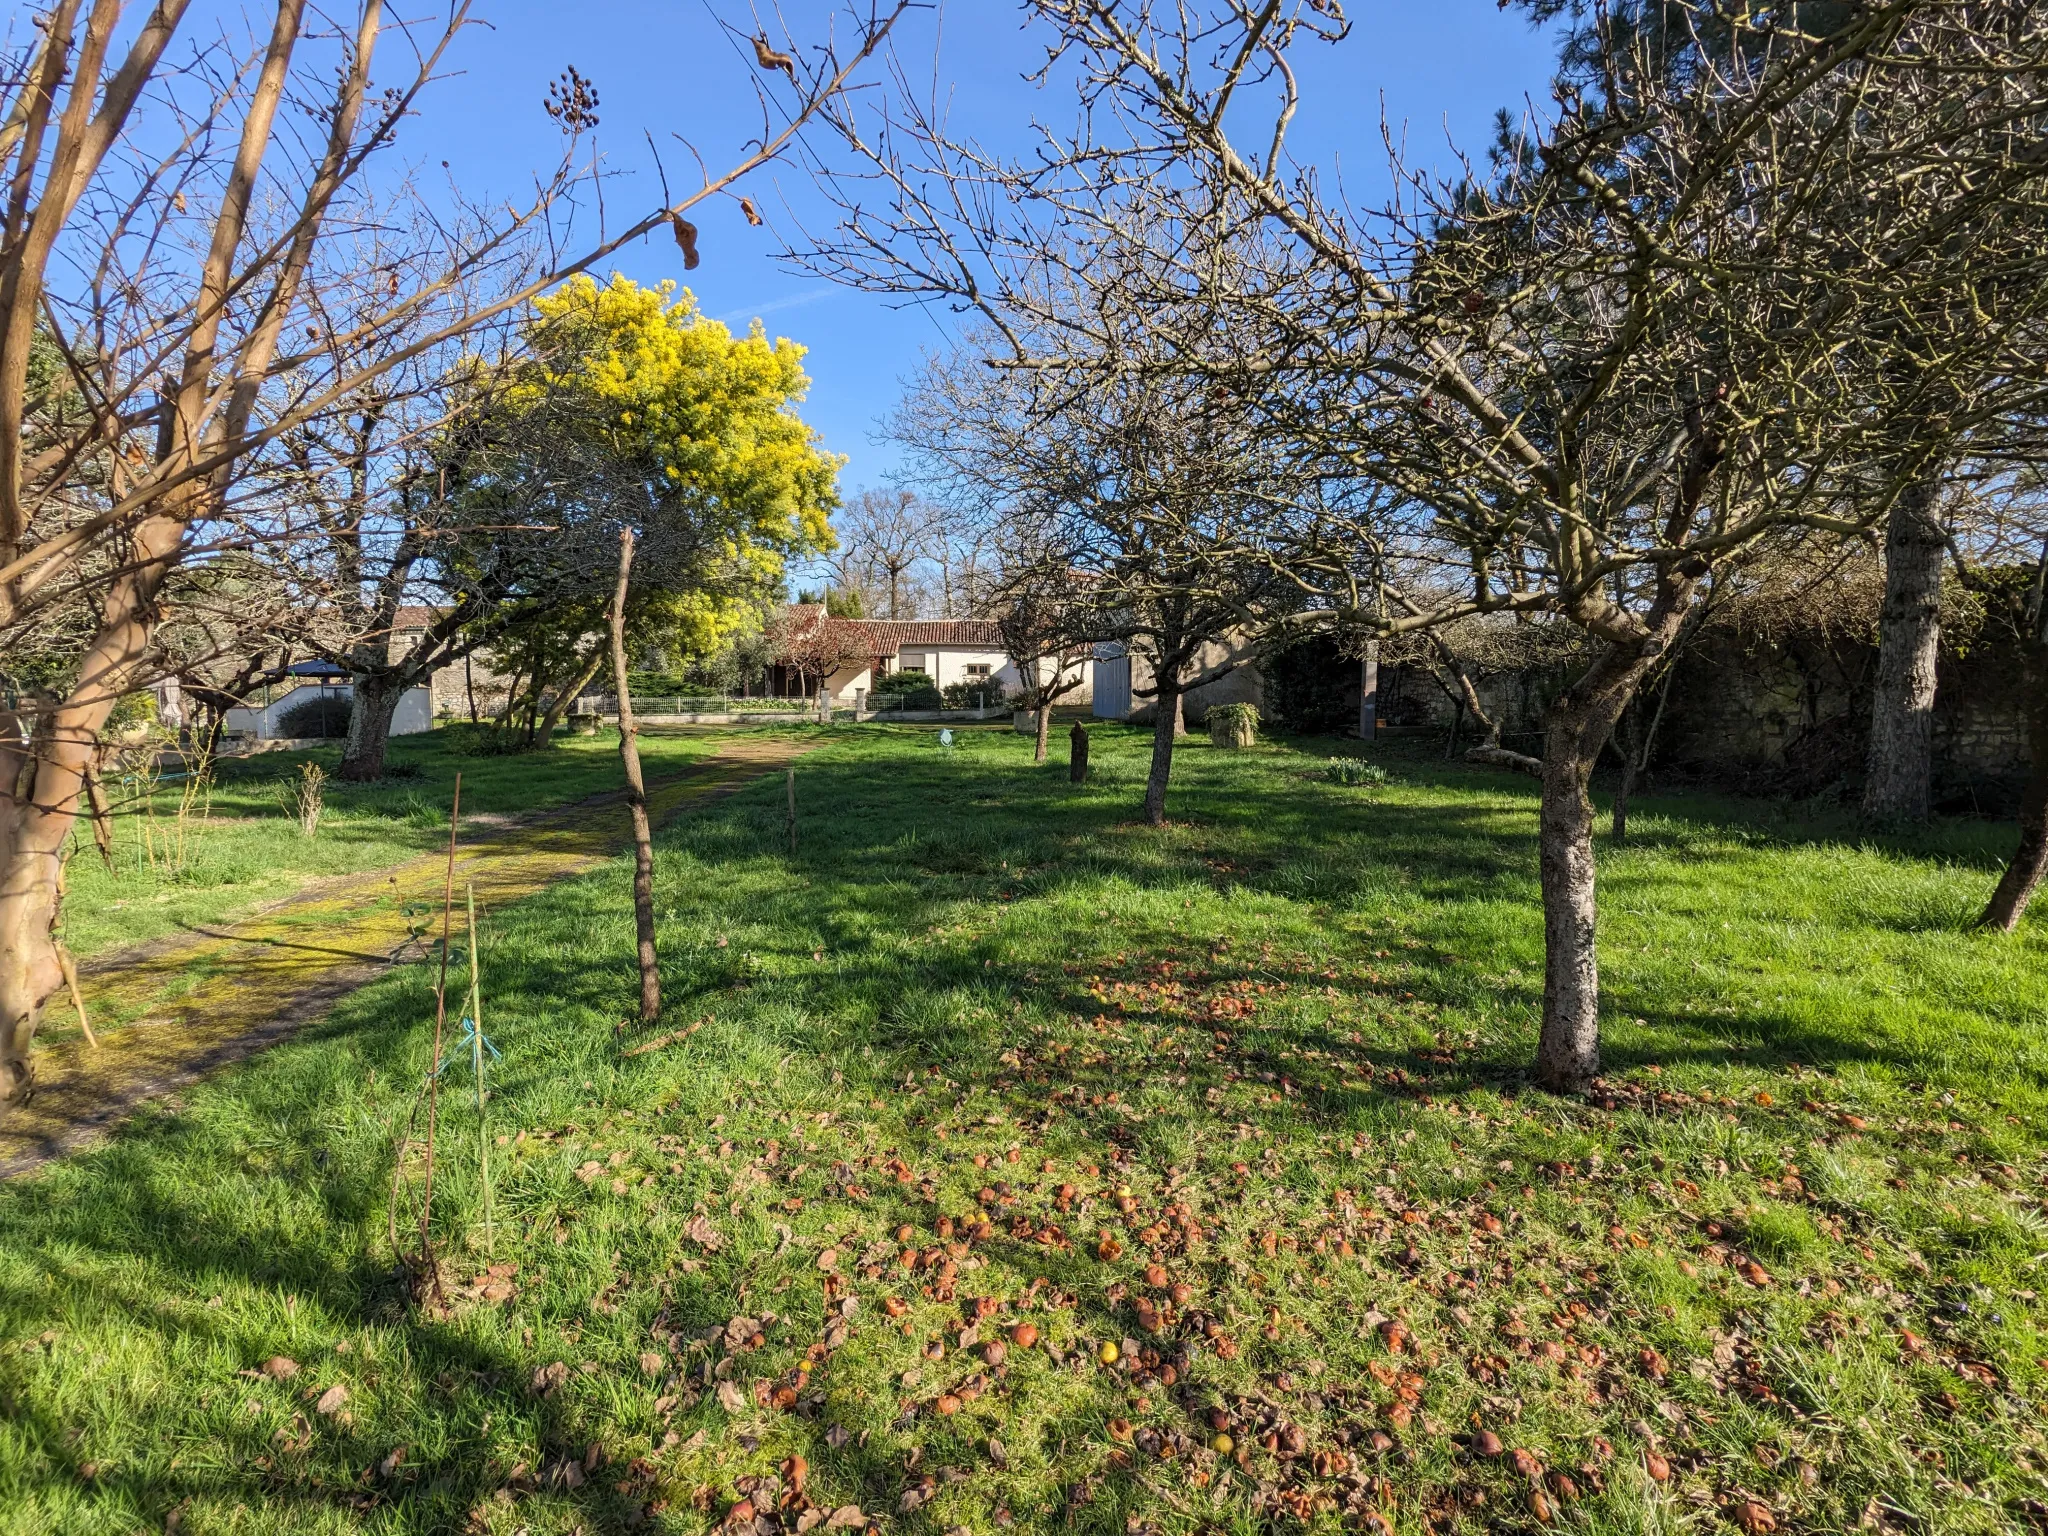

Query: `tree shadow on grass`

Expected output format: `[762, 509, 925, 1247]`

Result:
[4, 727, 2044, 1528]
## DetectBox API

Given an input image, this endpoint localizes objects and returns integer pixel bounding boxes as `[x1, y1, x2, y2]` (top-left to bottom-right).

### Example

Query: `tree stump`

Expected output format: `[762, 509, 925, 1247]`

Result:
[1070, 722, 1090, 783]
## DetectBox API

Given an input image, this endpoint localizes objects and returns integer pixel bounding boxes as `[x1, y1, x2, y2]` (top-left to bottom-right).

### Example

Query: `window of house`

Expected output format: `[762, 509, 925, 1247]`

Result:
[964, 663, 992, 678]
[900, 662, 927, 673]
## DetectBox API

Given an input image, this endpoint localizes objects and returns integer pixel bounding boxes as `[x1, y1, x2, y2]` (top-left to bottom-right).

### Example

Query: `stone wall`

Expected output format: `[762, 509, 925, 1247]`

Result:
[1653, 632, 2029, 810]
[1278, 630, 2032, 813]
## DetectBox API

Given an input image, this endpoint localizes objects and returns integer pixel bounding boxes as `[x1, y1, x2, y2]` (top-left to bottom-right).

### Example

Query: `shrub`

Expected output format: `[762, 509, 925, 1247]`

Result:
[275, 693, 352, 739]
[941, 677, 1008, 710]
[1206, 701, 1259, 749]
[1324, 757, 1388, 787]
[874, 671, 941, 709]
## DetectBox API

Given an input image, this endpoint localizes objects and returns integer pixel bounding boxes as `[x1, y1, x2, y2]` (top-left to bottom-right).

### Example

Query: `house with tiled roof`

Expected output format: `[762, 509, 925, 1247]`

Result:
[767, 604, 1076, 704]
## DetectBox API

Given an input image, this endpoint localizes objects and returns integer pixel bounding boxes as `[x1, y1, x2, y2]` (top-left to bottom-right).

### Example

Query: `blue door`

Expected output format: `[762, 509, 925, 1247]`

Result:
[1093, 653, 1131, 719]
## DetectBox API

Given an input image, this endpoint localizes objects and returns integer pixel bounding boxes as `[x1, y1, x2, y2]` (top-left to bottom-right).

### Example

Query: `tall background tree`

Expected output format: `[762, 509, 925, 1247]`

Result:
[0, 0, 907, 1116]
[310, 273, 840, 779]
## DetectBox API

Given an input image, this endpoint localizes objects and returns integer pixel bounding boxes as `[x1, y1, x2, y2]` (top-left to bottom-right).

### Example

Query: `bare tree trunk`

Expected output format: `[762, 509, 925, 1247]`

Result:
[535, 645, 608, 748]
[1979, 651, 2047, 931]
[519, 658, 554, 748]
[1535, 634, 1676, 1093]
[1537, 730, 1603, 1092]
[610, 531, 659, 1024]
[1143, 672, 1182, 825]
[1, 494, 193, 1111]
[337, 672, 403, 782]
[1035, 701, 1051, 763]
[1864, 471, 1946, 823]
[0, 714, 74, 1107]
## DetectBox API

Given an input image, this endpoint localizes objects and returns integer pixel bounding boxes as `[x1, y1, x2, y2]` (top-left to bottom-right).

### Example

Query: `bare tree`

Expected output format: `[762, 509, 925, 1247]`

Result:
[831, 487, 936, 617]
[897, 342, 1315, 823]
[611, 529, 659, 1022]
[0, 0, 911, 1115]
[792, 0, 2048, 1087]
[994, 548, 1092, 762]
[766, 602, 864, 697]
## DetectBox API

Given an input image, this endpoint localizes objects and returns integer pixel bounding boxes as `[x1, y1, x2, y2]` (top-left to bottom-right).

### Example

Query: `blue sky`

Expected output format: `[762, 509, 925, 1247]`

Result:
[406, 2, 1561, 497]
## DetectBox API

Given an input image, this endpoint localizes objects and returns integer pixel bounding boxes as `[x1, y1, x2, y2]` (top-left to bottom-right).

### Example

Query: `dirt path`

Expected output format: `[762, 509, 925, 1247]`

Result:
[2, 736, 816, 1177]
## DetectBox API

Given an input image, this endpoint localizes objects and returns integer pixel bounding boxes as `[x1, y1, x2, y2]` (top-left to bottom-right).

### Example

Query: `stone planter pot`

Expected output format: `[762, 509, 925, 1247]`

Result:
[1207, 709, 1257, 749]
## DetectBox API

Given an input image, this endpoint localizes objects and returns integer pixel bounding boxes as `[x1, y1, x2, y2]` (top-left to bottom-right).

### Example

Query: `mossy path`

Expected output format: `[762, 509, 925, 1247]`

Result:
[3, 736, 816, 1177]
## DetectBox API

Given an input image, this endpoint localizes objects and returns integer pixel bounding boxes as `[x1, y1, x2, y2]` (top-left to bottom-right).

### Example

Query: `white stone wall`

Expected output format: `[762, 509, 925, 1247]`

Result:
[224, 683, 433, 740]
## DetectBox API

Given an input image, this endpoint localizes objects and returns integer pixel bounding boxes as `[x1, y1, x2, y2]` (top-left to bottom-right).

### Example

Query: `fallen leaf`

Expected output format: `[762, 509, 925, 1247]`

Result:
[261, 1357, 299, 1381]
[817, 1247, 839, 1272]
[532, 1361, 570, 1397]
[1733, 1500, 1778, 1534]
[314, 1384, 348, 1415]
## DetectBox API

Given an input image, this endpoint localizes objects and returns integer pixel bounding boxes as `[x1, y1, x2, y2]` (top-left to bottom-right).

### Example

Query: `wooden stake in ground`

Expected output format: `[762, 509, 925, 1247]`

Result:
[465, 882, 493, 1256]
[1070, 722, 1090, 784]
[786, 767, 798, 855]
[416, 772, 461, 1302]
[610, 529, 661, 1023]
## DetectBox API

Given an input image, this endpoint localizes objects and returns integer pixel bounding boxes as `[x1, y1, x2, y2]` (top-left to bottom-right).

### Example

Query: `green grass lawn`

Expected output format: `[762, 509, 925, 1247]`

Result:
[5, 725, 2047, 1535]
[65, 728, 730, 959]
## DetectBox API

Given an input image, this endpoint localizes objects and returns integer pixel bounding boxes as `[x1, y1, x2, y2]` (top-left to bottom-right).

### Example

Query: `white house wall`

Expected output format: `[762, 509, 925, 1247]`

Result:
[823, 646, 1023, 700]
[223, 683, 433, 741]
[392, 687, 433, 736]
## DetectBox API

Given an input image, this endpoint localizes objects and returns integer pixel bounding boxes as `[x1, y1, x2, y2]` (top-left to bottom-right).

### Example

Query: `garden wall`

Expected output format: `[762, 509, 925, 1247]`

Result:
[1266, 628, 2033, 814]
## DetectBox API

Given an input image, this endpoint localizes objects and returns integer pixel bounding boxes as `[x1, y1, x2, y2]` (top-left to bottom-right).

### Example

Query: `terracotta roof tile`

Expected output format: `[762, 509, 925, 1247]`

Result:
[783, 607, 1002, 649]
